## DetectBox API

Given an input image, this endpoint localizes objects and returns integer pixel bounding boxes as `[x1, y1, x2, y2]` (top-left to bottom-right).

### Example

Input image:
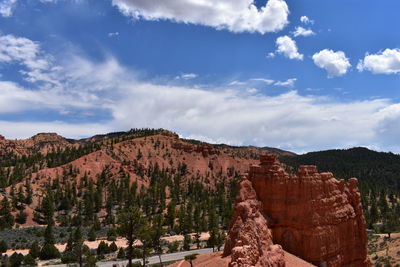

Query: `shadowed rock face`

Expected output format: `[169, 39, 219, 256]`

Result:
[248, 155, 370, 267]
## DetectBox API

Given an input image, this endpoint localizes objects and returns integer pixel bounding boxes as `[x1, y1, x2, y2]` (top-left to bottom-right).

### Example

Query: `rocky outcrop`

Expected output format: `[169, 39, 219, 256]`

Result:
[172, 141, 219, 157]
[223, 175, 285, 267]
[245, 155, 370, 267]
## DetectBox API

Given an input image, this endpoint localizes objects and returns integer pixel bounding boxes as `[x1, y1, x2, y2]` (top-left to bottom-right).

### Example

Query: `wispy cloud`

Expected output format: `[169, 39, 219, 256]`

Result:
[274, 78, 297, 87]
[108, 32, 120, 37]
[2, 34, 400, 152]
[175, 73, 198, 80]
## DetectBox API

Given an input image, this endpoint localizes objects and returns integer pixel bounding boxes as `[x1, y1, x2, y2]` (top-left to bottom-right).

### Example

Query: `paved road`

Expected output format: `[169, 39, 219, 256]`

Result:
[45, 248, 216, 267]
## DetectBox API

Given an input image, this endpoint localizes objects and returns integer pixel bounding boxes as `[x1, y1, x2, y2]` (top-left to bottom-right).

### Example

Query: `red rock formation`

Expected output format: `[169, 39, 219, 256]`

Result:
[247, 155, 370, 267]
[223, 175, 285, 267]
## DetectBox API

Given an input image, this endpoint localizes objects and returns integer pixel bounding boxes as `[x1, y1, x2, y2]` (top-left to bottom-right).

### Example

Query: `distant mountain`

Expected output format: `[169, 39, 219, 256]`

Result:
[279, 147, 400, 193]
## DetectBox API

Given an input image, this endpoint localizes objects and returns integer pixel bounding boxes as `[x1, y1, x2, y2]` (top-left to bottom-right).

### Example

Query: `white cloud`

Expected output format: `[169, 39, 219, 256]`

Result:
[357, 49, 400, 74]
[0, 0, 17, 17]
[246, 88, 258, 94]
[250, 78, 275, 85]
[0, 34, 59, 85]
[175, 73, 198, 80]
[300, 15, 314, 25]
[292, 26, 315, 37]
[312, 49, 351, 77]
[274, 78, 297, 87]
[4, 34, 400, 152]
[0, 120, 111, 140]
[229, 80, 246, 86]
[275, 35, 303, 60]
[267, 52, 276, 58]
[111, 0, 290, 34]
[108, 32, 120, 37]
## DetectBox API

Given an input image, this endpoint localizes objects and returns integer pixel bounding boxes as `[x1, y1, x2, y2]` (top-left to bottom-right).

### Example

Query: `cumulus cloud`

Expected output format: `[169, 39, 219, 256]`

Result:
[111, 0, 290, 34]
[275, 35, 303, 60]
[312, 49, 351, 77]
[0, 0, 17, 17]
[357, 48, 400, 74]
[292, 26, 315, 37]
[300, 15, 313, 25]
[4, 34, 400, 152]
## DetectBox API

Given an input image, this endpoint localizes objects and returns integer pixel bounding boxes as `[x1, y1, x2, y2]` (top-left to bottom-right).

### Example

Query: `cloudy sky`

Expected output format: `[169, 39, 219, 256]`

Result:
[1, 0, 400, 153]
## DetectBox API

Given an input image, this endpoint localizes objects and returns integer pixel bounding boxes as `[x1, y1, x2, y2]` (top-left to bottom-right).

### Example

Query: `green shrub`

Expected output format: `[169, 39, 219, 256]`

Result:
[168, 241, 180, 253]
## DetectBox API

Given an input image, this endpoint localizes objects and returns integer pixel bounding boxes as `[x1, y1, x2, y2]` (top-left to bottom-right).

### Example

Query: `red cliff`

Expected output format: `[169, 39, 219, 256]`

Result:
[235, 154, 370, 267]
[223, 175, 285, 267]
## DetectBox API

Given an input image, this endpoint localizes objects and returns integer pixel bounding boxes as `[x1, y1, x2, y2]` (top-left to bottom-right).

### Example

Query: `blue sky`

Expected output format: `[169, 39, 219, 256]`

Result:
[1, 0, 400, 153]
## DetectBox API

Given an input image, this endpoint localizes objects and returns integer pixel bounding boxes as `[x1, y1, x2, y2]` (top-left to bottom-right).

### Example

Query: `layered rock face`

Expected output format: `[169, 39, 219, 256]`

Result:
[247, 155, 369, 267]
[223, 176, 285, 267]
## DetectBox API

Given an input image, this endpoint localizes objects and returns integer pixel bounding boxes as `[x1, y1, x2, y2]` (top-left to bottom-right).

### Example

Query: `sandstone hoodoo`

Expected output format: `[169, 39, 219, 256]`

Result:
[223, 175, 285, 267]
[225, 154, 370, 267]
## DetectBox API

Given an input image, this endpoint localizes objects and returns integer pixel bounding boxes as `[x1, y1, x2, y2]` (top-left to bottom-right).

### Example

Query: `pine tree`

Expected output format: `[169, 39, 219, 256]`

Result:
[0, 240, 8, 255]
[184, 254, 197, 267]
[183, 234, 191, 251]
[88, 227, 96, 242]
[166, 201, 176, 230]
[0, 197, 14, 230]
[117, 248, 126, 259]
[117, 206, 145, 267]
[15, 209, 27, 225]
[25, 180, 33, 205]
[28, 241, 40, 259]
[40, 223, 60, 260]
[70, 227, 84, 267]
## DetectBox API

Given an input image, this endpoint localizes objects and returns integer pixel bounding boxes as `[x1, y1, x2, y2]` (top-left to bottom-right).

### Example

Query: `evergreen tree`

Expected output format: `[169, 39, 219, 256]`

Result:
[25, 181, 33, 205]
[73, 227, 84, 267]
[28, 241, 40, 259]
[88, 227, 96, 242]
[137, 224, 153, 267]
[166, 201, 176, 230]
[15, 210, 27, 225]
[39, 224, 60, 260]
[183, 234, 191, 251]
[109, 242, 118, 253]
[117, 248, 126, 259]
[117, 206, 145, 267]
[207, 228, 218, 252]
[369, 201, 379, 227]
[23, 254, 36, 266]
[184, 254, 197, 267]
[0, 240, 8, 255]
[0, 197, 14, 230]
